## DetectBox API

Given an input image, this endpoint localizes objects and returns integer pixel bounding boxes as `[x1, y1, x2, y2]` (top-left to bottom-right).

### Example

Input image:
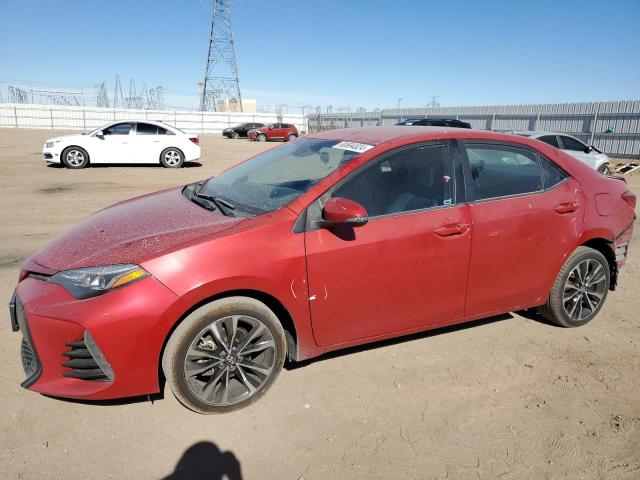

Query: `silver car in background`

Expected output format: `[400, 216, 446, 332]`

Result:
[511, 131, 612, 174]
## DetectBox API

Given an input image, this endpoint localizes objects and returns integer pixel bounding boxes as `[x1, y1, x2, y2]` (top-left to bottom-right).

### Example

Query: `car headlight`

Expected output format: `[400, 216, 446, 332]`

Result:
[45, 140, 60, 148]
[48, 264, 148, 299]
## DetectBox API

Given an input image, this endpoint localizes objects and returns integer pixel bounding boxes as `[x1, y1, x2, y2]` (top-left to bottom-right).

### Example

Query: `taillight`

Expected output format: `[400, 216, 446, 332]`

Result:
[189, 137, 199, 145]
[622, 191, 636, 209]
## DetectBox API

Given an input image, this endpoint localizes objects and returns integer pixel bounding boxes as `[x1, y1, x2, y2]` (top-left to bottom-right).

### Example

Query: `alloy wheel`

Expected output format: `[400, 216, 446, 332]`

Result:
[164, 150, 181, 167]
[563, 258, 607, 322]
[66, 150, 85, 167]
[183, 315, 277, 406]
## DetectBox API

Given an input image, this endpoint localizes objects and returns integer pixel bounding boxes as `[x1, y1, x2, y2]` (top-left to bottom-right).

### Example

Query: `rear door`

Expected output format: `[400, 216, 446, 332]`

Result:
[132, 122, 162, 163]
[305, 141, 472, 346]
[461, 141, 582, 317]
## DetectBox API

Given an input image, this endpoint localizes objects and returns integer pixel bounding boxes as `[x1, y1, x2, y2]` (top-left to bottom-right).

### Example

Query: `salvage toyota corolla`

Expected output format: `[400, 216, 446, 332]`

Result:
[10, 127, 636, 413]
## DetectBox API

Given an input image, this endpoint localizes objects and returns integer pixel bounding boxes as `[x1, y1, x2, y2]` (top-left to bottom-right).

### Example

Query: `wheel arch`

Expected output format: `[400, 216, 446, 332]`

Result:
[158, 288, 300, 385]
[160, 146, 185, 162]
[580, 237, 618, 290]
[61, 145, 91, 165]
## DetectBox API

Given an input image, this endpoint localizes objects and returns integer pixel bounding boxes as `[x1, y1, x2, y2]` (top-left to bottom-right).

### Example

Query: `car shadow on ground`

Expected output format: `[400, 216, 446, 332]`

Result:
[285, 310, 558, 370]
[161, 441, 243, 480]
[46, 162, 202, 168]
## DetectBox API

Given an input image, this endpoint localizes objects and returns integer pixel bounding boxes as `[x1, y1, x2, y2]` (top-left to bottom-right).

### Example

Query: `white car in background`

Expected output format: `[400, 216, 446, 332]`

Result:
[512, 131, 612, 174]
[42, 120, 201, 169]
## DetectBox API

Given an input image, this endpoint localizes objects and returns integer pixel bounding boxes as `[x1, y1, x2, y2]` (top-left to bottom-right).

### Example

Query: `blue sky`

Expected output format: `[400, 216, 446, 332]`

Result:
[1, 0, 639, 112]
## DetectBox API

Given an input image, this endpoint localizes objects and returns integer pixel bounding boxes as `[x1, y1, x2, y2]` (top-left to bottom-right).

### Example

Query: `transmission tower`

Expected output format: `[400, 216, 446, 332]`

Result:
[199, 0, 243, 112]
[96, 82, 110, 108]
[113, 75, 125, 108]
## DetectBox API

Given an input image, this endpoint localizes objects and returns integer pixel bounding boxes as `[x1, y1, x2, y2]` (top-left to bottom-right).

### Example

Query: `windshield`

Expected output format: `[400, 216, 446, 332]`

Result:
[201, 138, 365, 215]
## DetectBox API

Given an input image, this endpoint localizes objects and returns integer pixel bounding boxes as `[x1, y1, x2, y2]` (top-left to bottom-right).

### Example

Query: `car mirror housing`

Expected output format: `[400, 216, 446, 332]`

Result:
[584, 145, 593, 153]
[319, 197, 368, 228]
[95, 130, 104, 137]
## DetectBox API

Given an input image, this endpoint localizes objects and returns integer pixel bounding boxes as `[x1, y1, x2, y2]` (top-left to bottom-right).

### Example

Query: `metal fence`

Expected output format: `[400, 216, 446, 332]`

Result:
[0, 103, 307, 134]
[308, 100, 640, 158]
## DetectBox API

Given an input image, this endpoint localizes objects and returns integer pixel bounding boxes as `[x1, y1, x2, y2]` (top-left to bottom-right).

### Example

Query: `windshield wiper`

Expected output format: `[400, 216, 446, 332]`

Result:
[189, 194, 216, 212]
[195, 193, 236, 216]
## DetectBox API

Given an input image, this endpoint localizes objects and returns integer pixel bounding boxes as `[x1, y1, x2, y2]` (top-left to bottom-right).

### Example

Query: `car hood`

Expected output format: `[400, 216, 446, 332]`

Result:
[46, 133, 85, 143]
[29, 187, 243, 272]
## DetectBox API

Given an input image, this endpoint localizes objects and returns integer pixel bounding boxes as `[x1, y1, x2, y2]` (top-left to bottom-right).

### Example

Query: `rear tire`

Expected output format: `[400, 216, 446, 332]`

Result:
[538, 246, 610, 327]
[160, 148, 184, 168]
[61, 146, 89, 169]
[287, 133, 297, 141]
[162, 296, 286, 414]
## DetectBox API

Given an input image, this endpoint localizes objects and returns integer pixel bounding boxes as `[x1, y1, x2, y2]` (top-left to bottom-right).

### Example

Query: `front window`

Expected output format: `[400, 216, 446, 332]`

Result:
[560, 136, 587, 151]
[201, 138, 365, 214]
[102, 122, 133, 135]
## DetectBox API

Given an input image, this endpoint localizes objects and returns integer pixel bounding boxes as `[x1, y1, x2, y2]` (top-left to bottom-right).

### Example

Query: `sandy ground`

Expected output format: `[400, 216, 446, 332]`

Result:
[1, 128, 639, 480]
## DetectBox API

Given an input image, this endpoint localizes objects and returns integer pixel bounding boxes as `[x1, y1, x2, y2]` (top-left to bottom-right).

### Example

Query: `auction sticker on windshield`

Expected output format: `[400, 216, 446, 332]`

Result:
[332, 141, 374, 153]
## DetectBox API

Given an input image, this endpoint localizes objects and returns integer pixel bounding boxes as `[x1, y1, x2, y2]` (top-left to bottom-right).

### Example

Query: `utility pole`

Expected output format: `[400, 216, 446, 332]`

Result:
[200, 0, 243, 112]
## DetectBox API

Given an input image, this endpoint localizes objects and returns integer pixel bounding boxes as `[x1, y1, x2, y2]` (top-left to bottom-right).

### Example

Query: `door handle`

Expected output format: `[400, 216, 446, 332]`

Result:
[554, 202, 579, 214]
[433, 223, 470, 237]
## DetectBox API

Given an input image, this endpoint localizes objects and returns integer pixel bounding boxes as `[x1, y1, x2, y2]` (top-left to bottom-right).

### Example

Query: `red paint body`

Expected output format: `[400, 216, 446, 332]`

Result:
[13, 127, 635, 401]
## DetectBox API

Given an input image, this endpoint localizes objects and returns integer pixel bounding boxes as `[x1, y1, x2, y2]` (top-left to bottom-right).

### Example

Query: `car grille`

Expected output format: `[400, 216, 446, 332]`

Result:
[21, 338, 38, 377]
[62, 332, 114, 381]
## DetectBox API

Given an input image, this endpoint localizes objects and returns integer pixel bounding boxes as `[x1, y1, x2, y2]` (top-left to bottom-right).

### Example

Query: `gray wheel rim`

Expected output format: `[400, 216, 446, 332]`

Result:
[563, 258, 607, 322]
[164, 150, 181, 166]
[183, 315, 276, 406]
[66, 150, 85, 167]
[258, 135, 266, 142]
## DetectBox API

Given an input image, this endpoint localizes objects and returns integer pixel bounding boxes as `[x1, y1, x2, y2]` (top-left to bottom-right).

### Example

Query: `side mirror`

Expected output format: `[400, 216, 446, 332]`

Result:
[320, 197, 368, 228]
[95, 130, 104, 138]
[584, 145, 592, 153]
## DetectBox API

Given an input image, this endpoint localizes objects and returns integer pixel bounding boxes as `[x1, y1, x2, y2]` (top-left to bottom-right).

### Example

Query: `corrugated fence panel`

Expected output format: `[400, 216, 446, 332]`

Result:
[307, 100, 640, 158]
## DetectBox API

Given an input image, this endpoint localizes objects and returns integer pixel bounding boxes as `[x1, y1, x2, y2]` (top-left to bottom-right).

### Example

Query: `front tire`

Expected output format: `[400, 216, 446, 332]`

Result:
[597, 163, 612, 175]
[162, 297, 286, 414]
[538, 246, 610, 327]
[257, 134, 267, 142]
[62, 146, 89, 169]
[160, 148, 184, 168]
[231, 131, 240, 139]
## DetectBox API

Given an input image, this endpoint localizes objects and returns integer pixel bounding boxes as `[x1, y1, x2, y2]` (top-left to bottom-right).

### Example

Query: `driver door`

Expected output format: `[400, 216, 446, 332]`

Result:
[304, 142, 472, 346]
[92, 122, 134, 163]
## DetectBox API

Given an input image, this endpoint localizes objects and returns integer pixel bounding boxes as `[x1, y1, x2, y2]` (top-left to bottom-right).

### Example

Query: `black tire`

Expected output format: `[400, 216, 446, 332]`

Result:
[597, 163, 612, 175]
[231, 131, 240, 139]
[160, 147, 184, 168]
[162, 296, 286, 414]
[287, 133, 297, 142]
[538, 246, 610, 327]
[257, 134, 267, 142]
[61, 146, 89, 169]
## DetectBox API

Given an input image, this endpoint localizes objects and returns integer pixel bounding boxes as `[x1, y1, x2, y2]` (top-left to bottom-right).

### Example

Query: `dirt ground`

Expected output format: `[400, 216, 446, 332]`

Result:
[1, 129, 639, 480]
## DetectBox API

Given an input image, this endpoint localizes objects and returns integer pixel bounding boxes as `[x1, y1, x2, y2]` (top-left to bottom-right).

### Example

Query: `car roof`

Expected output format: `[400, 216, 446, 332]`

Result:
[307, 126, 500, 146]
[511, 131, 575, 138]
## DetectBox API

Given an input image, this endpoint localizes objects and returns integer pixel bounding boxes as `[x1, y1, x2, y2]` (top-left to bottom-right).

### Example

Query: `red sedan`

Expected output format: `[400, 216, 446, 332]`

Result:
[10, 127, 635, 413]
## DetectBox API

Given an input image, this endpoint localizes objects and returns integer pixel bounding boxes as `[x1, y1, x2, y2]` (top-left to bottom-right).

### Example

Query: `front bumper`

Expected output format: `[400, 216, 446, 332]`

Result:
[11, 274, 187, 400]
[42, 146, 61, 163]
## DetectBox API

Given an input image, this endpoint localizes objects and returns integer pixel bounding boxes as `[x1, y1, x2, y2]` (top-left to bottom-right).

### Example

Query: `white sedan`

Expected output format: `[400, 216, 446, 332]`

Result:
[42, 121, 201, 168]
[512, 131, 612, 174]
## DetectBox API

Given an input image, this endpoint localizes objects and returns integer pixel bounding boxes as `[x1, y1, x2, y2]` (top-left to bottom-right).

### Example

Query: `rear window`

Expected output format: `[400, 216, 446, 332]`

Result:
[465, 143, 542, 200]
[136, 123, 158, 135]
